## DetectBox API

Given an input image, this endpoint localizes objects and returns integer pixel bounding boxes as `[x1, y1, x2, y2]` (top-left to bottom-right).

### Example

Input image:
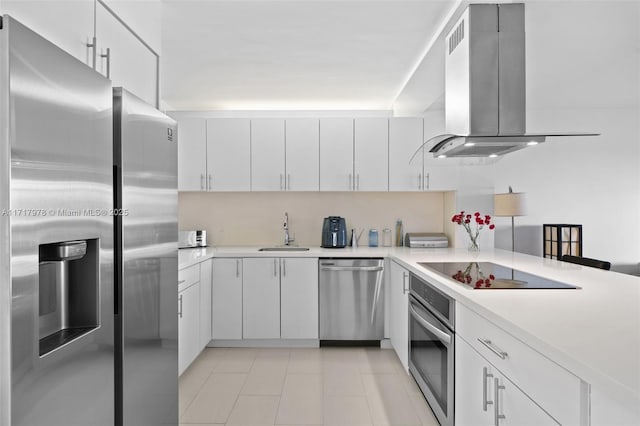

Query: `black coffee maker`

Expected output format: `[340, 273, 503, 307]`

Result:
[321, 216, 347, 248]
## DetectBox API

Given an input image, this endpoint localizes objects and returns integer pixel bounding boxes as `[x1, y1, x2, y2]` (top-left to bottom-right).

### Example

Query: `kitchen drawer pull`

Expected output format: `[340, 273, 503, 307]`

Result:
[320, 266, 383, 272]
[483, 367, 494, 411]
[208, 173, 212, 190]
[178, 294, 183, 318]
[274, 259, 277, 277]
[236, 259, 240, 277]
[494, 378, 506, 425]
[402, 272, 409, 294]
[280, 174, 283, 190]
[178, 279, 186, 284]
[418, 173, 422, 190]
[282, 258, 286, 277]
[287, 174, 291, 190]
[478, 338, 508, 360]
[426, 172, 430, 190]
[356, 174, 360, 190]
[200, 173, 205, 190]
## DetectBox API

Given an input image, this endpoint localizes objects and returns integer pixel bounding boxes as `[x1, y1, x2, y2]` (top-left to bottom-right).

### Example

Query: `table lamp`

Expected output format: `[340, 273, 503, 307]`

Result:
[494, 186, 527, 251]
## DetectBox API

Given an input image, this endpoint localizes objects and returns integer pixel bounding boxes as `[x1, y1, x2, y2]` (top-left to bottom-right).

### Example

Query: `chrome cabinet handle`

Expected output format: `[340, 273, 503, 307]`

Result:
[273, 259, 277, 277]
[236, 259, 240, 277]
[178, 294, 183, 318]
[426, 172, 430, 190]
[287, 174, 291, 190]
[208, 174, 212, 190]
[402, 272, 409, 294]
[280, 174, 283, 190]
[282, 259, 286, 277]
[356, 174, 360, 190]
[478, 339, 508, 360]
[100, 47, 111, 78]
[418, 173, 422, 190]
[349, 173, 353, 190]
[86, 36, 97, 69]
[200, 173, 205, 190]
[483, 367, 494, 411]
[178, 279, 186, 284]
[494, 378, 506, 425]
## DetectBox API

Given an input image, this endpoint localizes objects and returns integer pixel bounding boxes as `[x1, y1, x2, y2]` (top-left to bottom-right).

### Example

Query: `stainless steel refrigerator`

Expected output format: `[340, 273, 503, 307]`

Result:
[113, 87, 178, 425]
[1, 14, 115, 426]
[0, 15, 178, 426]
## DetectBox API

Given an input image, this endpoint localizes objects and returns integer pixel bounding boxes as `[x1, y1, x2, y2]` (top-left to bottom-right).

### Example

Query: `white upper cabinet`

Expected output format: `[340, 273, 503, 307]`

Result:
[389, 118, 425, 191]
[177, 118, 207, 191]
[354, 118, 389, 191]
[206, 118, 251, 191]
[285, 119, 319, 191]
[1, 0, 94, 66]
[251, 119, 285, 191]
[95, 1, 157, 107]
[319, 118, 354, 191]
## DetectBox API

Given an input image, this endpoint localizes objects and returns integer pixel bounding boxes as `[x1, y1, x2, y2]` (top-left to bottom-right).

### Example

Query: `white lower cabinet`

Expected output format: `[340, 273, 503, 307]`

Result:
[242, 258, 281, 339]
[455, 304, 584, 425]
[280, 258, 318, 339]
[199, 258, 213, 348]
[211, 257, 318, 341]
[178, 282, 200, 376]
[389, 260, 409, 371]
[455, 337, 558, 426]
[212, 258, 243, 340]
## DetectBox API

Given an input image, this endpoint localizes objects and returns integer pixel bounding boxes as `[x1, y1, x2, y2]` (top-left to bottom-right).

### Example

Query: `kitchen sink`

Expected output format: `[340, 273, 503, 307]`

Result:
[258, 247, 310, 252]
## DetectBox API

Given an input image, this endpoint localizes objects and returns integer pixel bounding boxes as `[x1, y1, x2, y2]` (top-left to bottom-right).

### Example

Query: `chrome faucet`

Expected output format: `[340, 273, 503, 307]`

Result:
[283, 212, 295, 246]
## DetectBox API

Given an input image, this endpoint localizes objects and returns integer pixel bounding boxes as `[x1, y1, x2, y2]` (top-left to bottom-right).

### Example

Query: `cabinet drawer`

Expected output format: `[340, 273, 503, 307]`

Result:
[178, 264, 200, 291]
[456, 304, 583, 425]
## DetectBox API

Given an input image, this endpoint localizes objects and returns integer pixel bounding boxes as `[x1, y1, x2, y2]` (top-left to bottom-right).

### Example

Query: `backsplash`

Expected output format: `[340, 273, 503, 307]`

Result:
[179, 192, 451, 247]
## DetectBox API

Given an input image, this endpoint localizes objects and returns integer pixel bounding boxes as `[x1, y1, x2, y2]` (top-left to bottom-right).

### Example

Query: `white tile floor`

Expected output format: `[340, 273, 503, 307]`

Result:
[179, 347, 440, 426]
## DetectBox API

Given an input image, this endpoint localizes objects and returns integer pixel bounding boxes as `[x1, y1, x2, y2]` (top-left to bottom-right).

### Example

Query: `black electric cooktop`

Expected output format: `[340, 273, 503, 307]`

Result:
[418, 262, 580, 290]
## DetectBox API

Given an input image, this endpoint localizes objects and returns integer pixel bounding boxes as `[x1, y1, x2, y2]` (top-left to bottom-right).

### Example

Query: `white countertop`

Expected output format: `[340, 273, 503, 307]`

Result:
[178, 245, 640, 412]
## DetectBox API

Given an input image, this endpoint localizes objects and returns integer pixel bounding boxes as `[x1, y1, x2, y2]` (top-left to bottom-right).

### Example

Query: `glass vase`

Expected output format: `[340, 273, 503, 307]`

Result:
[468, 235, 480, 251]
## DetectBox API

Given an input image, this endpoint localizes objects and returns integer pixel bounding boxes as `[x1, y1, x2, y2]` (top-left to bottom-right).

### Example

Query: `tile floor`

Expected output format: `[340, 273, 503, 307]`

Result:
[179, 347, 439, 426]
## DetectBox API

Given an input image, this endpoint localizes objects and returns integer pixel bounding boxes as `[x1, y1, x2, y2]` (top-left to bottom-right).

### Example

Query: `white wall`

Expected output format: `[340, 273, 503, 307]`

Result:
[493, 1, 640, 272]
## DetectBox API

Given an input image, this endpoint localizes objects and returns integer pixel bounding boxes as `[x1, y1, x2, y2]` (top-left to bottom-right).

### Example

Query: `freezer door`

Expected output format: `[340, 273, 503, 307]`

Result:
[114, 88, 178, 425]
[3, 16, 114, 426]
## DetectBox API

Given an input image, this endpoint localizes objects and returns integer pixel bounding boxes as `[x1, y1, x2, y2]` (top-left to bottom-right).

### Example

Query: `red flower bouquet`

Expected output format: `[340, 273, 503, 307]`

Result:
[451, 211, 495, 251]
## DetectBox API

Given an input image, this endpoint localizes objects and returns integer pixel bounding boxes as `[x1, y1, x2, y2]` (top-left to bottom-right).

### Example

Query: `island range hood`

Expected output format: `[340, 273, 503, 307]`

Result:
[422, 3, 598, 158]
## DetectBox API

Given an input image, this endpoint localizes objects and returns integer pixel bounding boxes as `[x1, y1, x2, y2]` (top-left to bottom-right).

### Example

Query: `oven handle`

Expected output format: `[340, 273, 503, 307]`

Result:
[409, 301, 452, 345]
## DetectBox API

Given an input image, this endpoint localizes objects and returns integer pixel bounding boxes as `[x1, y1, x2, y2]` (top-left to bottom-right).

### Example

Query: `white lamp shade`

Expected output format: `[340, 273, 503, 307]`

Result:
[494, 192, 526, 217]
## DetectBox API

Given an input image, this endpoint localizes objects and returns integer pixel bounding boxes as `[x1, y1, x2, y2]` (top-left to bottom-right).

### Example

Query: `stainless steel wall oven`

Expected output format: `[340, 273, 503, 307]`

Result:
[408, 273, 455, 426]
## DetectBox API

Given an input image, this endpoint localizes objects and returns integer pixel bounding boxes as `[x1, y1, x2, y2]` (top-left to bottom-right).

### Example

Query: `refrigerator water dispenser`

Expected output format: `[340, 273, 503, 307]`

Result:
[38, 239, 99, 356]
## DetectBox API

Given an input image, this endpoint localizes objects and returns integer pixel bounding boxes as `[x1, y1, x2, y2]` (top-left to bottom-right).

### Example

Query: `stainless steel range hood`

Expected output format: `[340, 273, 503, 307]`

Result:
[422, 3, 598, 158]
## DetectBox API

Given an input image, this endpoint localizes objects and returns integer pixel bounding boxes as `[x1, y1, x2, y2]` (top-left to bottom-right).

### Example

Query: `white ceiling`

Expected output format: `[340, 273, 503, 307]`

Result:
[161, 0, 455, 111]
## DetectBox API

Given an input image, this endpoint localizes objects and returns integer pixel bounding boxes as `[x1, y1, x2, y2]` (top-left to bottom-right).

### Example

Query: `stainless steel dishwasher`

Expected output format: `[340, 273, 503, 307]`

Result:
[319, 258, 384, 343]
